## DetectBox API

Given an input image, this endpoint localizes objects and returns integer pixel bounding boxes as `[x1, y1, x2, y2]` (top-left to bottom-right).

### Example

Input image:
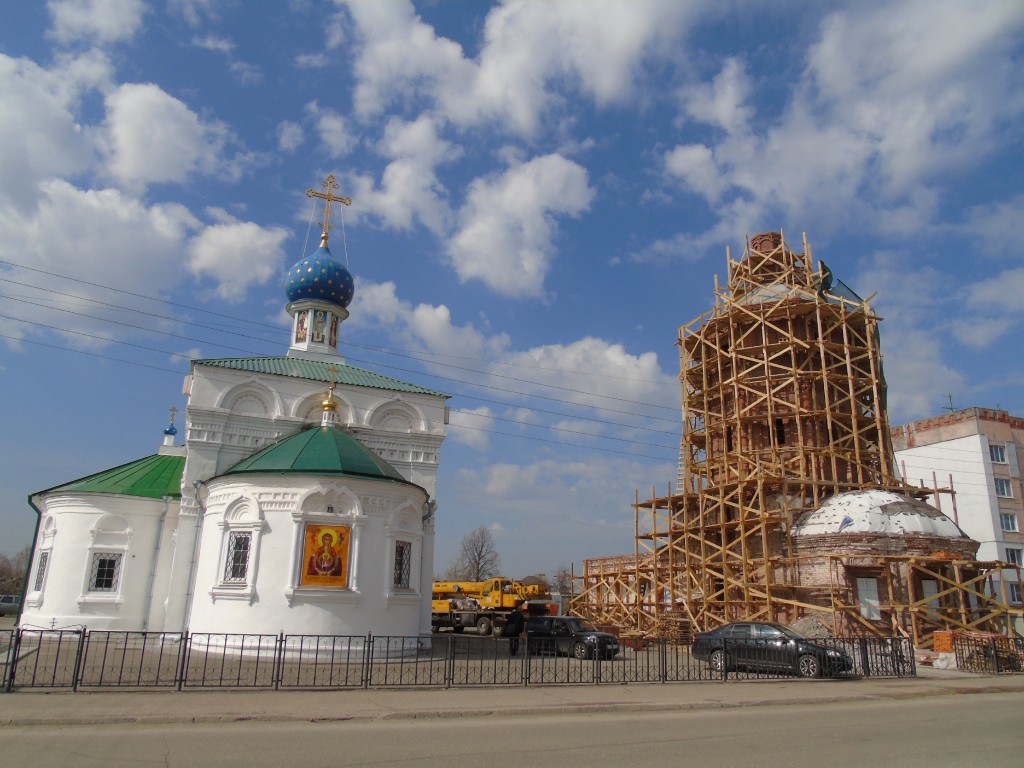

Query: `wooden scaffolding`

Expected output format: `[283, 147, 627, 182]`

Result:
[570, 231, 1022, 647]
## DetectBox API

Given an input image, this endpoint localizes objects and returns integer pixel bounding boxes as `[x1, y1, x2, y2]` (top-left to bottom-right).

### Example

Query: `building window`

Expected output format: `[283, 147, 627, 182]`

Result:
[1010, 583, 1022, 605]
[393, 540, 412, 589]
[89, 553, 122, 592]
[1000, 513, 1019, 532]
[990, 444, 1007, 463]
[33, 551, 49, 592]
[223, 531, 252, 582]
[856, 576, 881, 620]
[1006, 548, 1023, 567]
[995, 478, 1012, 498]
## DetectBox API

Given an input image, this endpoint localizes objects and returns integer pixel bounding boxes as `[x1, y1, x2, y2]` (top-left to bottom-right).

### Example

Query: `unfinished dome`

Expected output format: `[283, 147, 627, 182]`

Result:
[793, 489, 968, 539]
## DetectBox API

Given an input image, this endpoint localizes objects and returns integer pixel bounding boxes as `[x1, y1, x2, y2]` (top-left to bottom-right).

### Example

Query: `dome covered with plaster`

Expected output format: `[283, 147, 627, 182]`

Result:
[792, 489, 968, 539]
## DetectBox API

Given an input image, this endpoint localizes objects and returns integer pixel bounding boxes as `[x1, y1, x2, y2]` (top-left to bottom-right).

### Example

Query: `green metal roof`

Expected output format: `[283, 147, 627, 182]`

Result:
[222, 426, 423, 491]
[193, 356, 448, 397]
[37, 454, 185, 500]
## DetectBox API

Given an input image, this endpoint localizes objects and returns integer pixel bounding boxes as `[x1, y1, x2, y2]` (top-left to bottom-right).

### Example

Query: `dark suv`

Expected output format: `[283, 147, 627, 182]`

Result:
[525, 615, 619, 659]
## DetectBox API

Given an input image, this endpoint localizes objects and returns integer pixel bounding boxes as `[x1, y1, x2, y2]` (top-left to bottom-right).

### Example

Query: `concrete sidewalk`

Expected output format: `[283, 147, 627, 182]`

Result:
[2, 666, 1022, 727]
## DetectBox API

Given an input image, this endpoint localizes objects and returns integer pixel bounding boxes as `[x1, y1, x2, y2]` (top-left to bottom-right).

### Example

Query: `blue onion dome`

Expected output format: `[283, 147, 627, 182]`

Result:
[285, 241, 355, 309]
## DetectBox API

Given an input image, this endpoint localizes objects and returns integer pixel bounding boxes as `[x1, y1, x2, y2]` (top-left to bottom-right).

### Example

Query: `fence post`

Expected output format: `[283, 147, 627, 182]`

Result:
[5, 628, 22, 693]
[447, 634, 455, 689]
[859, 638, 871, 678]
[523, 639, 531, 687]
[274, 631, 284, 691]
[660, 639, 667, 684]
[70, 630, 87, 692]
[992, 638, 1001, 674]
[175, 630, 189, 691]
[362, 633, 372, 689]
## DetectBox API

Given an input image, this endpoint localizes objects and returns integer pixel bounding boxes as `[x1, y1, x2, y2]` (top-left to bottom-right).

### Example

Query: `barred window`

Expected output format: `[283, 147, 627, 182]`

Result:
[89, 553, 122, 592]
[34, 551, 49, 591]
[393, 540, 412, 589]
[224, 531, 252, 582]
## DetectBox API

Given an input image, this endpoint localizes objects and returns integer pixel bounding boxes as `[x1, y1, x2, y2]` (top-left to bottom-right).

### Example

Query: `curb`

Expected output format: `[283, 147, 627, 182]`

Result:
[2, 679, 1022, 728]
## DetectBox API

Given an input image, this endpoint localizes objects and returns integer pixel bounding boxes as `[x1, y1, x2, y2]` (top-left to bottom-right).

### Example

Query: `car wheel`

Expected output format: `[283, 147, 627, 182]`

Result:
[572, 642, 589, 660]
[709, 649, 728, 673]
[797, 654, 821, 678]
[476, 616, 492, 636]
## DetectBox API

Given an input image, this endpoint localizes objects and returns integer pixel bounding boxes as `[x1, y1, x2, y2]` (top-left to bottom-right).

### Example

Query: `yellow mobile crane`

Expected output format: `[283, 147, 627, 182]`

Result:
[431, 577, 550, 635]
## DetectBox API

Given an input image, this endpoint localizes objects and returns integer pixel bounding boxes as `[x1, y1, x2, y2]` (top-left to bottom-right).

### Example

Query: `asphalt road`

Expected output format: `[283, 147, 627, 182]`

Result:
[3, 692, 1019, 767]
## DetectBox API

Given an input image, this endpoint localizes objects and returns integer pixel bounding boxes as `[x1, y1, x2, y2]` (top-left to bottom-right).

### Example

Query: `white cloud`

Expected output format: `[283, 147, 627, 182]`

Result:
[48, 0, 145, 46]
[0, 179, 198, 346]
[168, 0, 219, 27]
[0, 52, 108, 209]
[967, 268, 1024, 315]
[447, 406, 494, 449]
[447, 154, 593, 297]
[295, 53, 329, 69]
[277, 120, 304, 152]
[346, 115, 455, 235]
[656, 1, 1024, 252]
[101, 83, 237, 190]
[304, 101, 356, 159]
[228, 60, 262, 85]
[664, 144, 725, 203]
[678, 57, 753, 134]
[185, 210, 289, 302]
[192, 34, 233, 53]
[343, 0, 697, 135]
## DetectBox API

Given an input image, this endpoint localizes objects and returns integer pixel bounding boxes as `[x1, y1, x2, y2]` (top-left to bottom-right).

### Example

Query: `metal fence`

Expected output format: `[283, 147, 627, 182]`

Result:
[952, 634, 1024, 674]
[1, 629, 917, 692]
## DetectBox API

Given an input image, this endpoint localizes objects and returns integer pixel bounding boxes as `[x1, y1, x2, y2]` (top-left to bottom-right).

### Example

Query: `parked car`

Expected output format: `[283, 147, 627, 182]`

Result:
[526, 615, 620, 659]
[691, 621, 853, 678]
[0, 594, 21, 617]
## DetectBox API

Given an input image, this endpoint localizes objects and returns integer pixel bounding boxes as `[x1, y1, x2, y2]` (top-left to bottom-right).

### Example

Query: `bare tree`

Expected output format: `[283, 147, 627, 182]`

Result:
[0, 545, 31, 595]
[446, 526, 501, 581]
[552, 563, 575, 597]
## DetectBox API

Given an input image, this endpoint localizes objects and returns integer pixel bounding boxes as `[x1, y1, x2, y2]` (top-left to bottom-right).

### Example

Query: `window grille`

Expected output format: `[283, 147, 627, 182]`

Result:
[224, 531, 252, 582]
[34, 551, 49, 591]
[393, 540, 412, 588]
[89, 552, 122, 592]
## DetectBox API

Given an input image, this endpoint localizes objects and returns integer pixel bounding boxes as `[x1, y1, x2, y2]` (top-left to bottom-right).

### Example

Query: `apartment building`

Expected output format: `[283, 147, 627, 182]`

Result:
[892, 408, 1024, 605]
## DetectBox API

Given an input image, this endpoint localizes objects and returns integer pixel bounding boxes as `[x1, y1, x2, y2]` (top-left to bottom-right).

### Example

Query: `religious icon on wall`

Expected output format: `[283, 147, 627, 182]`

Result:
[295, 311, 308, 343]
[329, 314, 338, 348]
[312, 311, 326, 343]
[300, 524, 350, 587]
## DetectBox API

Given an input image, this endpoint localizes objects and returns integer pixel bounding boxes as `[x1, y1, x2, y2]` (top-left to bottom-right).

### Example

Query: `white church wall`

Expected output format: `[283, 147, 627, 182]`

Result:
[21, 494, 170, 631]
[186, 476, 429, 637]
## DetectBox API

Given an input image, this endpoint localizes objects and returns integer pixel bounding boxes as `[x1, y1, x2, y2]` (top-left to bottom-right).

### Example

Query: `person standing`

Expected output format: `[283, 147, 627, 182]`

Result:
[505, 607, 525, 657]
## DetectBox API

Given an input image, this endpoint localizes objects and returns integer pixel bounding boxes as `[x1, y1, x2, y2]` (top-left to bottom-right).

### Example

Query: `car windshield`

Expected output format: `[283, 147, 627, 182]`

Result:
[566, 618, 597, 632]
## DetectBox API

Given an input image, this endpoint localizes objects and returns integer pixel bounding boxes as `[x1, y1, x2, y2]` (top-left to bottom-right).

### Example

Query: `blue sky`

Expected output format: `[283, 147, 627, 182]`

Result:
[1, 0, 1022, 579]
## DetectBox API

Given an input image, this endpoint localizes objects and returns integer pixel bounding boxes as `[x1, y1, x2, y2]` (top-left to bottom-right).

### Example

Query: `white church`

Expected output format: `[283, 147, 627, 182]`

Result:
[21, 178, 448, 638]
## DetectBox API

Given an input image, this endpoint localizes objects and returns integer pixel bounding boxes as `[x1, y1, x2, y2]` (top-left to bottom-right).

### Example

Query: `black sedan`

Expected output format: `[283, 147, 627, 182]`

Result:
[691, 622, 853, 677]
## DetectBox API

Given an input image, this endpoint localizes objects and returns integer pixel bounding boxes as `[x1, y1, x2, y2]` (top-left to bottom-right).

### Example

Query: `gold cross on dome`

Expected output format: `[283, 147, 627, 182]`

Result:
[306, 175, 352, 245]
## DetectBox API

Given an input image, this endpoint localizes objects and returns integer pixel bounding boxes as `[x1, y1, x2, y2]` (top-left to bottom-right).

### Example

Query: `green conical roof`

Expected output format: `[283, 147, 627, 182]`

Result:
[36, 454, 185, 499]
[222, 426, 422, 490]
